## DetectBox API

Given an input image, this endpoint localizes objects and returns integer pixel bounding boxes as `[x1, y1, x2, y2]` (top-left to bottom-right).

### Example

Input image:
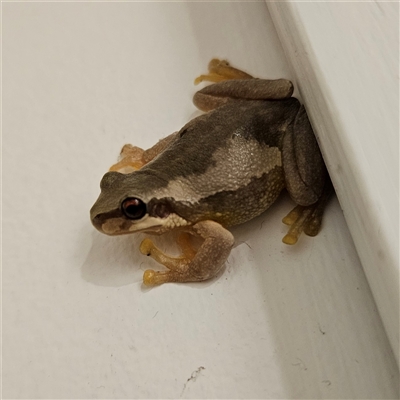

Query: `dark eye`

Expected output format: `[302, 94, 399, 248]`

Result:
[121, 198, 147, 220]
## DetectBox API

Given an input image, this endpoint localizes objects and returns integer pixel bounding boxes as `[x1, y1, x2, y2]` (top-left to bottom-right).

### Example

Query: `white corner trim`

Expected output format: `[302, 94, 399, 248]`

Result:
[268, 2, 399, 363]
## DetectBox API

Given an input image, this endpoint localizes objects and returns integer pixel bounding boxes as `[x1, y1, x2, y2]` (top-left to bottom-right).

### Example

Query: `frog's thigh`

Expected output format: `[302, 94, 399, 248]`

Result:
[141, 221, 234, 285]
[281, 106, 332, 244]
[282, 105, 326, 206]
[193, 79, 294, 112]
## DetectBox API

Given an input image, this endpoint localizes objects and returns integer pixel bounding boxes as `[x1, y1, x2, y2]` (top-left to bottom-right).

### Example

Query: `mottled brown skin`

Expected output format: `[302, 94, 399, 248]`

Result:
[90, 59, 331, 285]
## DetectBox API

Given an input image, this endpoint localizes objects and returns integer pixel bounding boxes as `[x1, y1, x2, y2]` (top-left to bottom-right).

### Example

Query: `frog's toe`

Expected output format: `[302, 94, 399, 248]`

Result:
[139, 238, 154, 256]
[282, 179, 333, 244]
[282, 202, 325, 244]
[304, 213, 323, 237]
[282, 205, 302, 226]
[143, 269, 186, 286]
[143, 269, 157, 285]
[282, 231, 300, 245]
[143, 269, 197, 285]
[143, 269, 183, 285]
[282, 205, 316, 245]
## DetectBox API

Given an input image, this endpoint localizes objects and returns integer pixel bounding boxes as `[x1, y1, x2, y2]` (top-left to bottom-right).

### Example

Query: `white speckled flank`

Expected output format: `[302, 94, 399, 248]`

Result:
[162, 213, 190, 230]
[154, 134, 281, 203]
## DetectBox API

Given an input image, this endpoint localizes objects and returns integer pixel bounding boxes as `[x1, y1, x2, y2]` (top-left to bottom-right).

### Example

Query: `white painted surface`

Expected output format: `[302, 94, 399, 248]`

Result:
[2, 2, 398, 399]
[268, 1, 399, 365]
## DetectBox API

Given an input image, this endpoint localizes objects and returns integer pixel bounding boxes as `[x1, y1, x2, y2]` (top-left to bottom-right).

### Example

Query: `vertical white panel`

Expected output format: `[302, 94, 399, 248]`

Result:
[269, 1, 399, 364]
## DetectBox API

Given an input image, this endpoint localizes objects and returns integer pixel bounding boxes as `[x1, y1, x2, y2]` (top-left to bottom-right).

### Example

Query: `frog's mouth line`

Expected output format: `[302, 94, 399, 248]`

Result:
[98, 215, 164, 236]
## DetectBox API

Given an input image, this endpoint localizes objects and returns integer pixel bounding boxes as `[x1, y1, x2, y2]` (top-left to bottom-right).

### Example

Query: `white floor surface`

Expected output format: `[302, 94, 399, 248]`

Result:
[2, 2, 399, 399]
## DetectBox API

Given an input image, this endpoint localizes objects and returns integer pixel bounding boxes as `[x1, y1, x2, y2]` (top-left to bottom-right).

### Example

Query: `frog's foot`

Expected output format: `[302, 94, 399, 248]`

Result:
[194, 58, 253, 85]
[139, 221, 234, 285]
[282, 205, 317, 245]
[109, 144, 145, 173]
[282, 179, 333, 244]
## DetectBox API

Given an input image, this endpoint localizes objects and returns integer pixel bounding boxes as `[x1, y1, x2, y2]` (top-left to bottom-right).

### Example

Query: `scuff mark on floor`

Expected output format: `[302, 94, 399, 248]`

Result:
[291, 357, 308, 371]
[180, 366, 205, 397]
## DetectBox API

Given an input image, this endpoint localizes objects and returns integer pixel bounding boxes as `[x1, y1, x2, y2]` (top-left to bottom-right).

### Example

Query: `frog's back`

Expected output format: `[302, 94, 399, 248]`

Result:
[140, 98, 300, 226]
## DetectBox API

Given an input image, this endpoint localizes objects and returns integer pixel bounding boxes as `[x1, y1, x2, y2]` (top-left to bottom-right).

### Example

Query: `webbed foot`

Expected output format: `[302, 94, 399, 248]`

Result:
[282, 179, 333, 244]
[194, 59, 253, 85]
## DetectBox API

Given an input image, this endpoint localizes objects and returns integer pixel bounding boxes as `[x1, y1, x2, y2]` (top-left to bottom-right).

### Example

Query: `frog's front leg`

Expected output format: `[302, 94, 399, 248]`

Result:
[139, 221, 234, 285]
[109, 132, 179, 173]
[193, 59, 293, 112]
[282, 105, 332, 244]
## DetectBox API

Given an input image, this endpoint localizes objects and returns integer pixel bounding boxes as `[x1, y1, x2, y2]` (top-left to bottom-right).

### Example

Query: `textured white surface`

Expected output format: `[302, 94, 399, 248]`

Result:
[268, 1, 399, 364]
[2, 2, 399, 399]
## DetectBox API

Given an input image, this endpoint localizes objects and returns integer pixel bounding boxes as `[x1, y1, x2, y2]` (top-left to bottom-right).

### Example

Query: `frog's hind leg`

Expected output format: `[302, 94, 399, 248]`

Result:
[282, 178, 333, 245]
[140, 221, 234, 285]
[109, 132, 179, 173]
[193, 59, 294, 112]
[281, 104, 333, 244]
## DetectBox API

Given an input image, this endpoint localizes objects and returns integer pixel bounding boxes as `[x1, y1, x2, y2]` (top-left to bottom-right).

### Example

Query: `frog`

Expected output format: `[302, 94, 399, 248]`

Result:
[90, 59, 332, 285]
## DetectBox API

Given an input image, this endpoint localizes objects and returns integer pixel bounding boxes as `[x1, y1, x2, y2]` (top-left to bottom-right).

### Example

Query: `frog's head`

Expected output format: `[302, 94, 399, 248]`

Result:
[90, 171, 174, 235]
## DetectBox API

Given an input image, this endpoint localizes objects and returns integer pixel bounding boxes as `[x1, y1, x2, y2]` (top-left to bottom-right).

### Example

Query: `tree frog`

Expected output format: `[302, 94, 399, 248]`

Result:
[90, 59, 332, 285]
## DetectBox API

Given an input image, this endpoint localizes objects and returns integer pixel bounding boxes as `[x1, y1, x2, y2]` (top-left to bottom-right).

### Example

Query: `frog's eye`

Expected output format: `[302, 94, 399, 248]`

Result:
[121, 198, 147, 220]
